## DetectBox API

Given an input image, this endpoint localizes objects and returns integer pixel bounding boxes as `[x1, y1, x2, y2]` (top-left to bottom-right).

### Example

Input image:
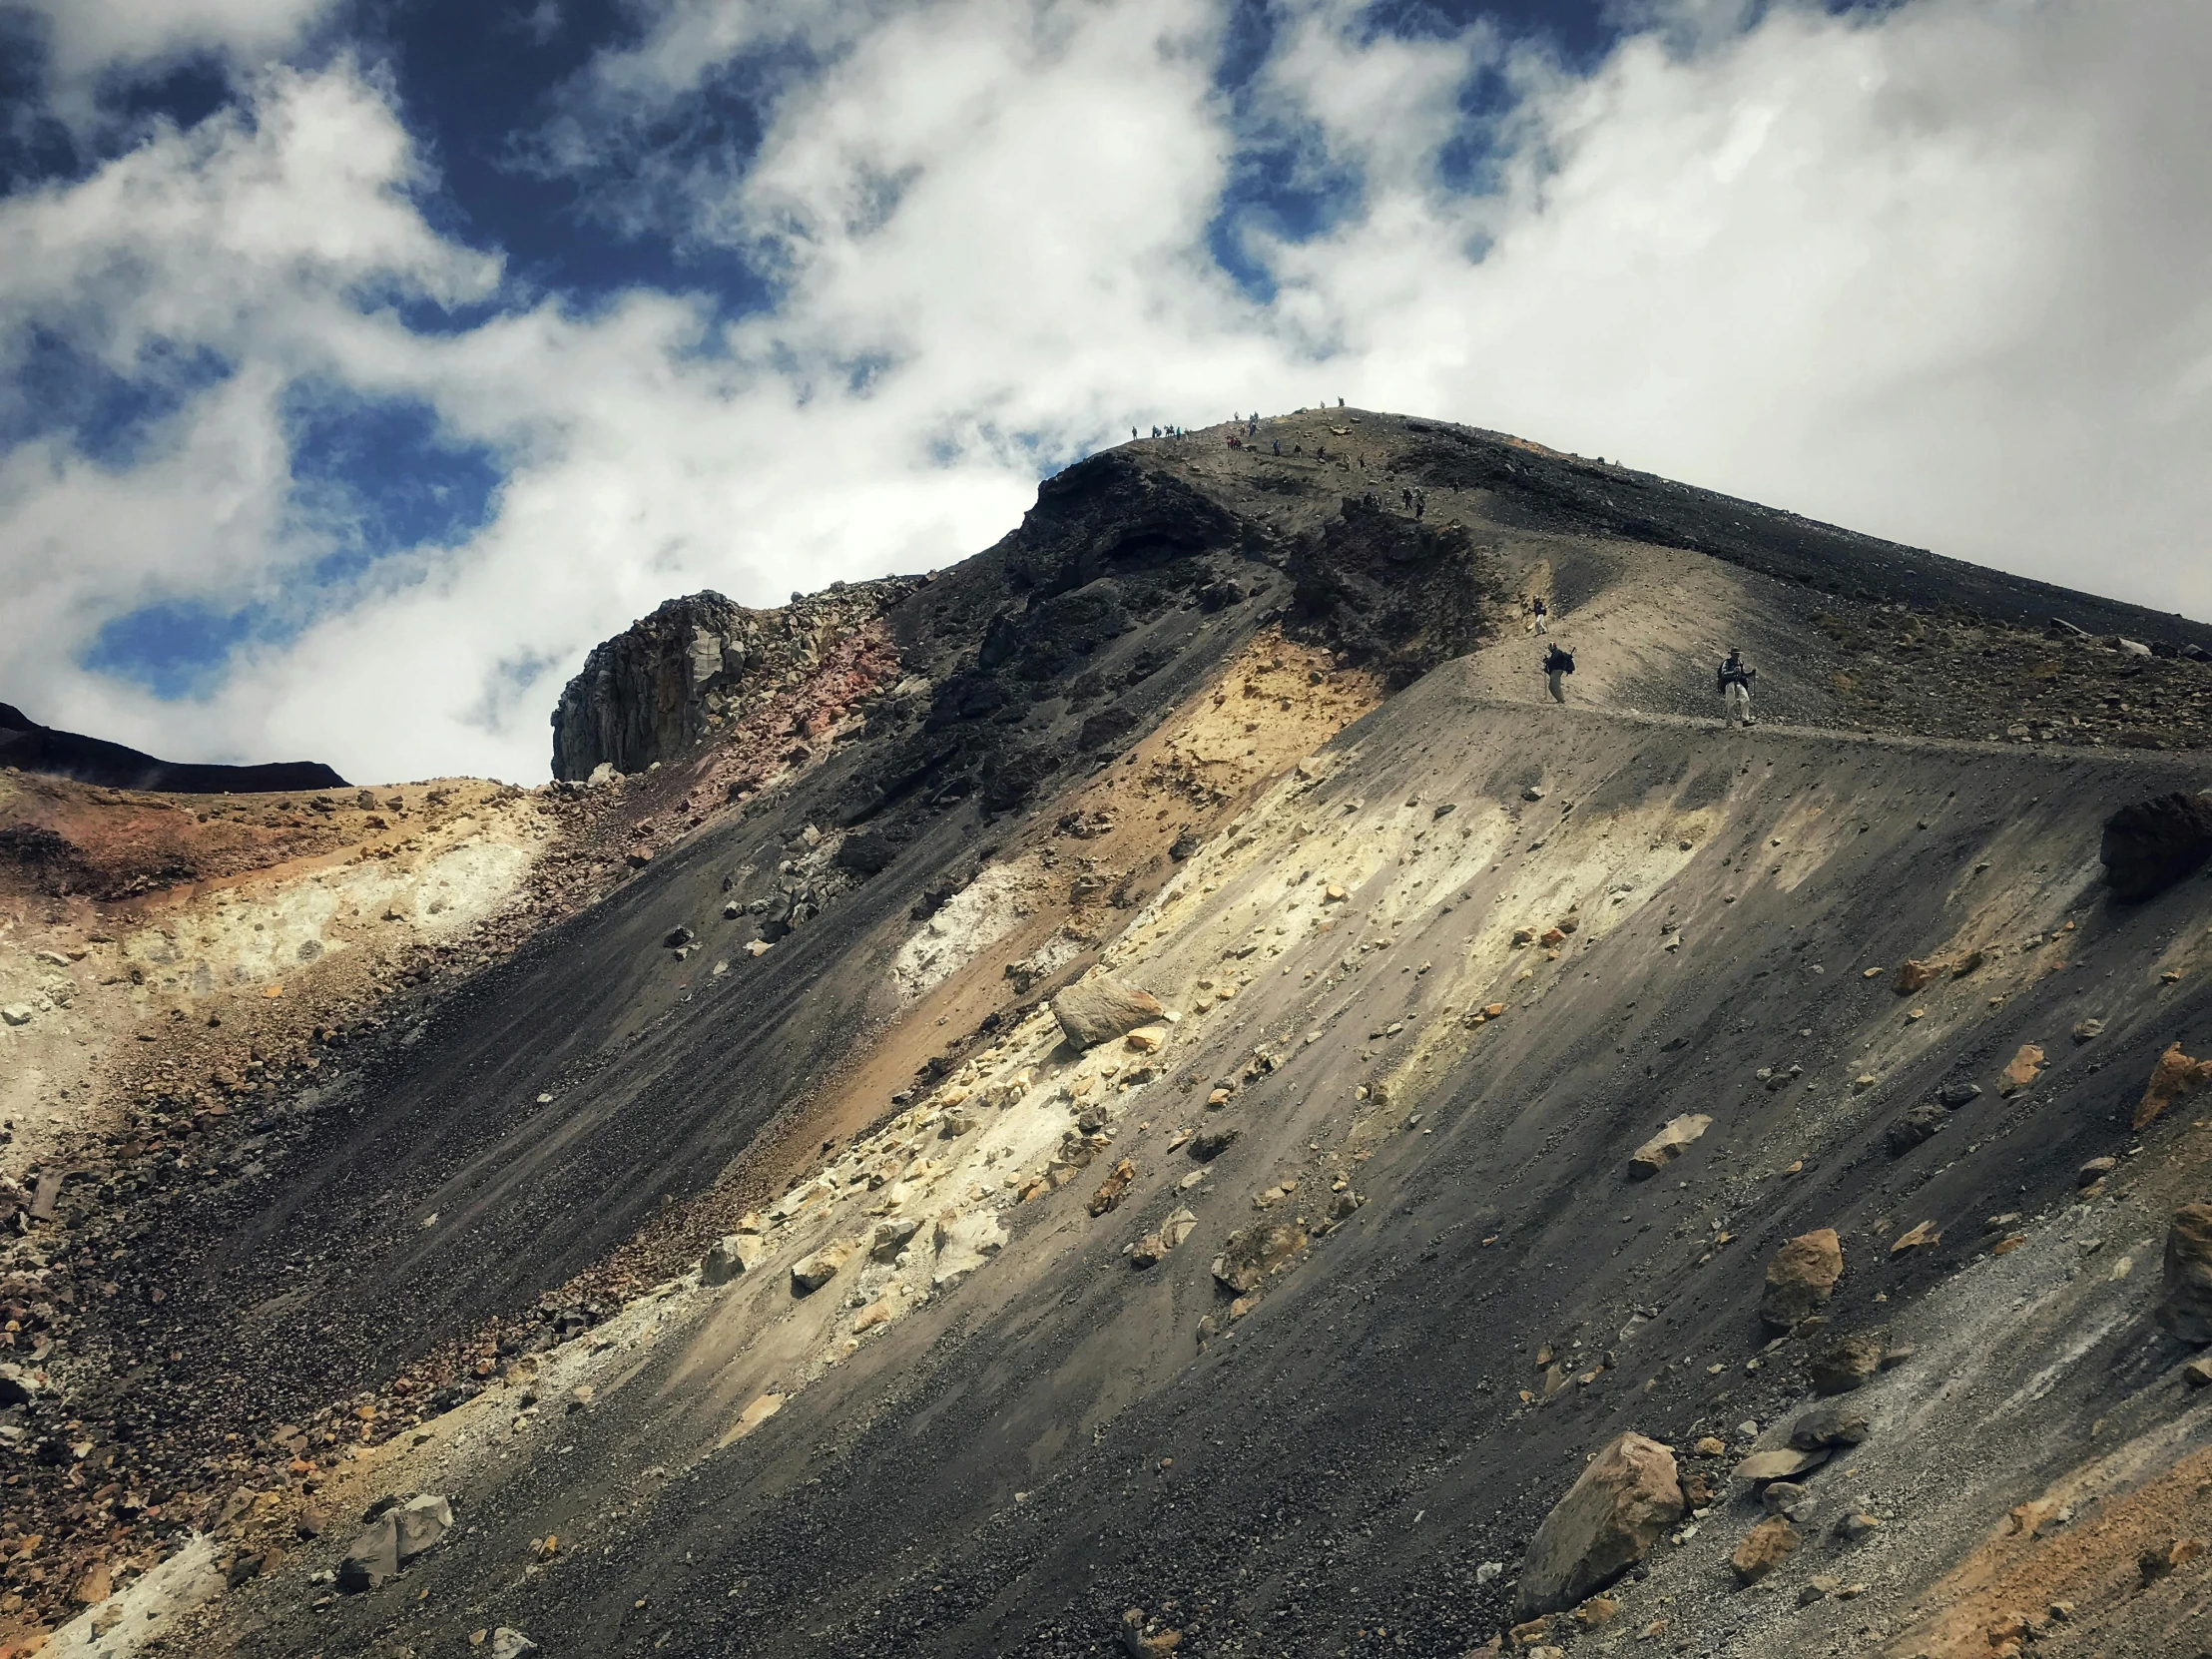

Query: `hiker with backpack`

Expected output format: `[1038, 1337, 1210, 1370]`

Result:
[1717, 648, 1757, 727]
[1543, 643, 1575, 704]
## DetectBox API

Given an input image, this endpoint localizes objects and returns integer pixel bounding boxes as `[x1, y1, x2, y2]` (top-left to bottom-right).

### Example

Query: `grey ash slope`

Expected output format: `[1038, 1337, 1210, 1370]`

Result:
[82, 413, 2212, 1659]
[284, 691, 2212, 1659]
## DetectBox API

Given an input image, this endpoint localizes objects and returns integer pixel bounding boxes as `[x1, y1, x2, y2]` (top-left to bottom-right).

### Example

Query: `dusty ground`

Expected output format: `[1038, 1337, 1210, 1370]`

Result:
[6, 411, 2212, 1658]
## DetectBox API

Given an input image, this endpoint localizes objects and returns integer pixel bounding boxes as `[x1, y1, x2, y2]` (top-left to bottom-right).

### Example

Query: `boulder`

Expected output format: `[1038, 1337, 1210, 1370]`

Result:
[1809, 1331, 1887, 1395]
[1512, 1432, 1684, 1618]
[393, 1494, 452, 1561]
[703, 1234, 769, 1285]
[1210, 1223, 1307, 1295]
[1884, 1104, 1944, 1156]
[932, 1210, 1008, 1289]
[1089, 1159, 1137, 1217]
[868, 1218, 921, 1262]
[1627, 1115, 1711, 1179]
[1731, 1516, 1801, 1585]
[1189, 1129, 1240, 1161]
[1789, 1405, 1870, 1449]
[2156, 1204, 2212, 1344]
[1895, 959, 1941, 994]
[2100, 791, 2212, 901]
[2137, 1044, 2212, 1131]
[1052, 971, 1166, 1049]
[1733, 1447, 1827, 1483]
[790, 1242, 855, 1296]
[2000, 1044, 2044, 1093]
[1761, 1229, 1843, 1331]
[336, 1515, 401, 1592]
[491, 1633, 541, 1659]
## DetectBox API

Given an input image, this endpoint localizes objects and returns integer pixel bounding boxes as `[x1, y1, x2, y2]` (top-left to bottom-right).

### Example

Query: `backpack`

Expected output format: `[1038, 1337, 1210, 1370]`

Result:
[1547, 648, 1574, 675]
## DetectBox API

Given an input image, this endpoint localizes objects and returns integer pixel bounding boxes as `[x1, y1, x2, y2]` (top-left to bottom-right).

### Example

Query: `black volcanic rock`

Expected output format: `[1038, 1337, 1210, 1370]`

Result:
[2101, 790, 2212, 899]
[0, 702, 344, 793]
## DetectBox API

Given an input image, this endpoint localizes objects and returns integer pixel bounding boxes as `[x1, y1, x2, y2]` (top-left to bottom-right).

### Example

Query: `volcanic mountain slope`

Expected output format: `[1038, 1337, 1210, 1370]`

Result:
[4, 411, 2212, 1659]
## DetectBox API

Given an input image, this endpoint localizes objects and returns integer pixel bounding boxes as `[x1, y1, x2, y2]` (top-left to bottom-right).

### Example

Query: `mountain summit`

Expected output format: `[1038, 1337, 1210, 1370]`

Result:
[6, 411, 2212, 1659]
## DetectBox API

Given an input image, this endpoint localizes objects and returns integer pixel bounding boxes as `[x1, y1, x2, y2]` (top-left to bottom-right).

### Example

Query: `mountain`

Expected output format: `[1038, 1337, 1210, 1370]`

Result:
[0, 700, 347, 793]
[5, 410, 2212, 1659]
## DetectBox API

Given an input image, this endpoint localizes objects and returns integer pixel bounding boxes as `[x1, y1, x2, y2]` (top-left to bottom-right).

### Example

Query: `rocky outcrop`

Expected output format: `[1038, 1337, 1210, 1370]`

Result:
[2101, 791, 2212, 900]
[550, 583, 909, 780]
[1514, 1432, 1684, 1618]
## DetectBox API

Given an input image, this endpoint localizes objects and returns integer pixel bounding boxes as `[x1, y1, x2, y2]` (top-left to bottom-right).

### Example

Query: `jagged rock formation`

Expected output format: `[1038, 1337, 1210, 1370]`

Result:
[549, 582, 915, 780]
[10, 409, 2212, 1659]
[0, 700, 345, 792]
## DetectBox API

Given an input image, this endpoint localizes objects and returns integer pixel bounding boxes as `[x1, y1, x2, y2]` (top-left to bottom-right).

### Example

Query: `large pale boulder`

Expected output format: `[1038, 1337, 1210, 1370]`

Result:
[1513, 1432, 1685, 1619]
[1627, 1115, 1710, 1179]
[1761, 1229, 1843, 1331]
[932, 1210, 1009, 1289]
[703, 1234, 769, 1286]
[1052, 971, 1166, 1049]
[2156, 1204, 2212, 1344]
[790, 1241, 855, 1296]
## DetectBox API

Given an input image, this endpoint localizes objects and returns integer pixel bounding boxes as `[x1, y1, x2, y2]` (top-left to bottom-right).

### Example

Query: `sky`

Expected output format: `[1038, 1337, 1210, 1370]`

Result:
[1, 0, 2209, 785]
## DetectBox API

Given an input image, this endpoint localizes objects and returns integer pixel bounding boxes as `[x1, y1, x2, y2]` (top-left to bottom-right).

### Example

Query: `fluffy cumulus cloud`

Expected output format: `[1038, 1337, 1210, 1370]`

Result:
[2, 0, 2210, 784]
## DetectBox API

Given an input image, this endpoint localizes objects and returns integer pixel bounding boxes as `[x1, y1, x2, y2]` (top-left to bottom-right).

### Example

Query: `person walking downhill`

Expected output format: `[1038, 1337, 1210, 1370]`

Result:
[1717, 647, 1757, 727]
[1531, 596, 1548, 635]
[1543, 642, 1575, 705]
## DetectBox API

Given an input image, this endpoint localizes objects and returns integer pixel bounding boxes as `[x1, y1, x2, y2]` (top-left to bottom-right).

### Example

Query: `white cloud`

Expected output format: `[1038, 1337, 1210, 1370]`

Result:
[14, 0, 340, 94]
[4, 0, 2212, 787]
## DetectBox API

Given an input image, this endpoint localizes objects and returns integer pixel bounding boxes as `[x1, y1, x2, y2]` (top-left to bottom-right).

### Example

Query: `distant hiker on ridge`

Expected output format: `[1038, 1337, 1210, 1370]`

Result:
[1718, 647, 1757, 728]
[1544, 642, 1575, 705]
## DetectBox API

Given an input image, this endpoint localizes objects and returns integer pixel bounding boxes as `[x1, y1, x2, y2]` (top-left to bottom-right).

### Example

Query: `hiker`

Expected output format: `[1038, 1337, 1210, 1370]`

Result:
[1413, 489, 1425, 521]
[1531, 596, 1548, 635]
[1717, 648, 1757, 727]
[1543, 643, 1575, 704]
[1272, 439, 1281, 455]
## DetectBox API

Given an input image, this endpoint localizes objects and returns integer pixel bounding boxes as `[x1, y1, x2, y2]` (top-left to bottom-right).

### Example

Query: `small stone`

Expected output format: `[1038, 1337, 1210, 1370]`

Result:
[2076, 1156, 2118, 1187]
[2182, 1357, 2212, 1388]
[1124, 1025, 1168, 1053]
[491, 1631, 541, 1659]
[1890, 1219, 1940, 1254]
[1836, 1512, 1883, 1542]
[2072, 1017, 2105, 1044]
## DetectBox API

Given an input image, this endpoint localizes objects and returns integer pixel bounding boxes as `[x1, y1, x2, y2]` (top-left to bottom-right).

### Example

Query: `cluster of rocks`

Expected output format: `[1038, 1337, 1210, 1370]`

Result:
[1815, 605, 2212, 749]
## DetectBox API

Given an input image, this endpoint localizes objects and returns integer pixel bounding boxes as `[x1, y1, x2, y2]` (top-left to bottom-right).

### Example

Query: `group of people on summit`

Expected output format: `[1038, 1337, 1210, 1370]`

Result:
[1532, 597, 1758, 727]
